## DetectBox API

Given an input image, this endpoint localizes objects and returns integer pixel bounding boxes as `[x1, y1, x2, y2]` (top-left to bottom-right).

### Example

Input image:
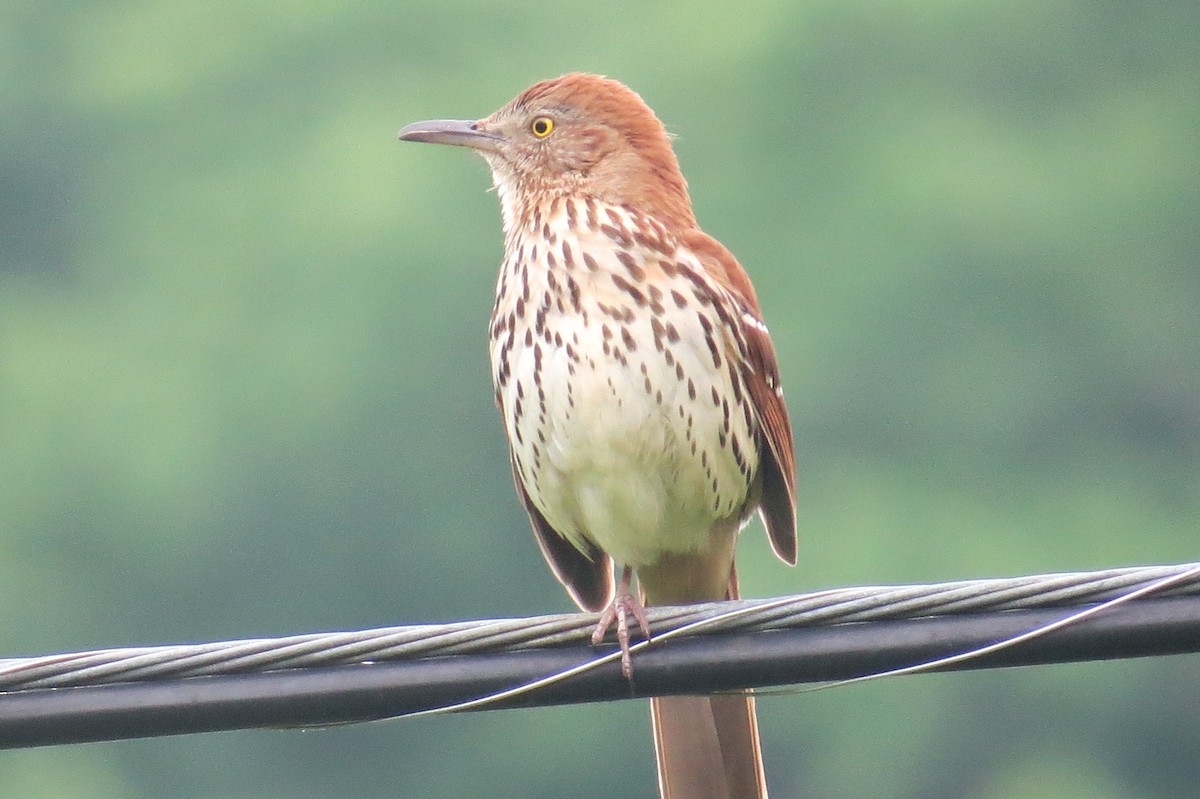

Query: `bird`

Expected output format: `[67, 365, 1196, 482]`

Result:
[398, 73, 796, 799]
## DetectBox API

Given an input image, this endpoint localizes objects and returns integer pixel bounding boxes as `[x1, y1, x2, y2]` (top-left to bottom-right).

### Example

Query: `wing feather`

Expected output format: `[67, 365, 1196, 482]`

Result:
[684, 230, 797, 565]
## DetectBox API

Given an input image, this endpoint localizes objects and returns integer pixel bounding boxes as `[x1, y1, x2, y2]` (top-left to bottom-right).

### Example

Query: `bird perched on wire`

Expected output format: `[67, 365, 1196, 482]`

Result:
[398, 73, 797, 799]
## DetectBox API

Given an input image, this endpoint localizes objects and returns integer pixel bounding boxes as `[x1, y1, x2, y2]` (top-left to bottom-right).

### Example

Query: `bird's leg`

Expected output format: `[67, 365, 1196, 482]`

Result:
[592, 565, 651, 679]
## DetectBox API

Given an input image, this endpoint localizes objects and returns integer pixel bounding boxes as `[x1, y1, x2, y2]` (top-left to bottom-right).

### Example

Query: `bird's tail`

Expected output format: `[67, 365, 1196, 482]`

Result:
[648, 559, 768, 796]
[650, 692, 768, 798]
[639, 538, 770, 797]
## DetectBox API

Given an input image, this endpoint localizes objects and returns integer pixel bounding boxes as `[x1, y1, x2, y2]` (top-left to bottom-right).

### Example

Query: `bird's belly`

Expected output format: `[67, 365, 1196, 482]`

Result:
[495, 305, 755, 568]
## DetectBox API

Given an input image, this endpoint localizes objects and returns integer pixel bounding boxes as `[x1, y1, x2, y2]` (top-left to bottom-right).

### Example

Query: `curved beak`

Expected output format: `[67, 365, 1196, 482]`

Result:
[397, 119, 502, 152]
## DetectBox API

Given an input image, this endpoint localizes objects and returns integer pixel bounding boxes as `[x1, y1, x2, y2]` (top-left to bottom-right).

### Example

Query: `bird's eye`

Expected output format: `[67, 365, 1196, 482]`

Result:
[530, 116, 554, 138]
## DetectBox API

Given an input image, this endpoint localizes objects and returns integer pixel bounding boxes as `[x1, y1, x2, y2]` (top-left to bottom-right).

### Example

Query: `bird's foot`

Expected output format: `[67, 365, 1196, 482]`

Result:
[591, 566, 651, 679]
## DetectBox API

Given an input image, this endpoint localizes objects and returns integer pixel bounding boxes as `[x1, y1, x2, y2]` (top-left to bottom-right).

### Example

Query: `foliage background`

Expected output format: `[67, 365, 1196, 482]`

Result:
[2, 1, 1198, 797]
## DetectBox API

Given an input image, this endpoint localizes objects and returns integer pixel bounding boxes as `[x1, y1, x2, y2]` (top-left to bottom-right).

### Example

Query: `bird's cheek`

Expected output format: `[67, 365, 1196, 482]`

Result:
[551, 147, 599, 178]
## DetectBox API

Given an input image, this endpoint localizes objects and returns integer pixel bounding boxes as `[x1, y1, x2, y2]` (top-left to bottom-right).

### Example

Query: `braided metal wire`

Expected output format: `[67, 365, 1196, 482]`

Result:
[2, 562, 1197, 692]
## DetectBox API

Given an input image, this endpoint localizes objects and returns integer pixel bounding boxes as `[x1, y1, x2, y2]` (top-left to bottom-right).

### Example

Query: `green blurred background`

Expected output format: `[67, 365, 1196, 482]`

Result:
[2, 1, 1198, 796]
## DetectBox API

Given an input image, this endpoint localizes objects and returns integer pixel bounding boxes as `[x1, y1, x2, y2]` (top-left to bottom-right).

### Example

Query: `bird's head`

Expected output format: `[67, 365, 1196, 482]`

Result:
[399, 73, 695, 231]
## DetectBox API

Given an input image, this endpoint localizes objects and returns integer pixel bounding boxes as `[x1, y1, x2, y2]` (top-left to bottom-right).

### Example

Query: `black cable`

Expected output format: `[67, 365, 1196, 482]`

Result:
[2, 594, 1197, 750]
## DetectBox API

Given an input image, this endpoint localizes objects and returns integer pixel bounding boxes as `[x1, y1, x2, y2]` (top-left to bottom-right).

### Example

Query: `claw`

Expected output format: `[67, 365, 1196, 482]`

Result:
[591, 565, 651, 678]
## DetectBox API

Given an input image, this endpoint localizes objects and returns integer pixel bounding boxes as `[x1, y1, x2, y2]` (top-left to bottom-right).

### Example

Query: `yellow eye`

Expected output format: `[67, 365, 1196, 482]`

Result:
[530, 116, 554, 138]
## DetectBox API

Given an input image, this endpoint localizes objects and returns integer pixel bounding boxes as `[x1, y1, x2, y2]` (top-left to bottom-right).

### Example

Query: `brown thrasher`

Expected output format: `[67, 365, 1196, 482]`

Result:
[399, 73, 796, 799]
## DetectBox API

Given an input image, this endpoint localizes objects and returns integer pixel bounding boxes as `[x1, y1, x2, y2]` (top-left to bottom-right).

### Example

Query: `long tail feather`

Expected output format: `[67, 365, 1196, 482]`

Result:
[650, 693, 768, 798]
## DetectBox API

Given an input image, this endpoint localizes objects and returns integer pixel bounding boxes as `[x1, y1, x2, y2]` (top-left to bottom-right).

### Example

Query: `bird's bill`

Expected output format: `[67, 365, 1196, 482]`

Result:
[397, 119, 501, 152]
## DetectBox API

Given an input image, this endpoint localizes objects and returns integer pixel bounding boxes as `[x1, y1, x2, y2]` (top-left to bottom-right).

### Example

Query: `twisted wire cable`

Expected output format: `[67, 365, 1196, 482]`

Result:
[2, 562, 1197, 692]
